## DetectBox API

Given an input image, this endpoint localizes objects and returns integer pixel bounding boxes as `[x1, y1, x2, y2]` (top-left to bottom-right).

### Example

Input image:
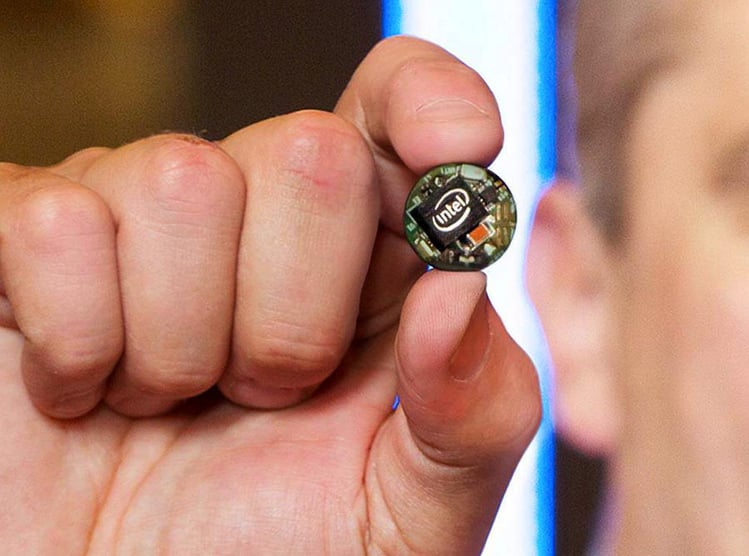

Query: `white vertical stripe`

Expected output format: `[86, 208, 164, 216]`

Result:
[396, 2, 544, 554]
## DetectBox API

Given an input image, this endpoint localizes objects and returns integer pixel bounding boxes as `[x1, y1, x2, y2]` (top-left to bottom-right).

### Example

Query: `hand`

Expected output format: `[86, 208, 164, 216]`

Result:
[0, 37, 540, 554]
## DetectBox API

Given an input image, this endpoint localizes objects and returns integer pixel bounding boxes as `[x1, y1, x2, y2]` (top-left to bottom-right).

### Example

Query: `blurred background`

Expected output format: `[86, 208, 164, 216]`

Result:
[0, 0, 380, 164]
[0, 1, 603, 554]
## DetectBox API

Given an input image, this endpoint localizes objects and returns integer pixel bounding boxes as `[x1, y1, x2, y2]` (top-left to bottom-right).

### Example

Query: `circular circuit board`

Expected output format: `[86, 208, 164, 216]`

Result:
[403, 163, 516, 271]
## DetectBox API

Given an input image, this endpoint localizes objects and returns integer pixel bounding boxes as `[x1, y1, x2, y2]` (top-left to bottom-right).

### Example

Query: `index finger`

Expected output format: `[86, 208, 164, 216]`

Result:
[335, 36, 503, 233]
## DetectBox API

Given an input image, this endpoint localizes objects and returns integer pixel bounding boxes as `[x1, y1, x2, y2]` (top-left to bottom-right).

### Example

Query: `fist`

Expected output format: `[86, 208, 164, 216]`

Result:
[0, 112, 380, 418]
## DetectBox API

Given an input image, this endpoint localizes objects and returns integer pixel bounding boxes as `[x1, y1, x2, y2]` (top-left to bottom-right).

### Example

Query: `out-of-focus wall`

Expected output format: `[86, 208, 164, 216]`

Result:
[0, 1, 195, 165]
[0, 1, 380, 165]
[191, 0, 382, 141]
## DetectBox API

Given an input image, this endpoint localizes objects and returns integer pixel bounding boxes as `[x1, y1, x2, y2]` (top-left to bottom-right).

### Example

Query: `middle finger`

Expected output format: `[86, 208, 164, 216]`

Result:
[219, 110, 379, 408]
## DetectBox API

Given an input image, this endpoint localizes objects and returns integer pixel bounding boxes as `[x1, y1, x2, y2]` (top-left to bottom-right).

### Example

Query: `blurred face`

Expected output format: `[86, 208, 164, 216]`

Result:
[605, 1, 749, 549]
[529, 1, 749, 551]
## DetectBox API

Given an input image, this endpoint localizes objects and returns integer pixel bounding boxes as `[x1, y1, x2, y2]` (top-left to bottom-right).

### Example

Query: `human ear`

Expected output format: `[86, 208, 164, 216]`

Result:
[526, 181, 619, 456]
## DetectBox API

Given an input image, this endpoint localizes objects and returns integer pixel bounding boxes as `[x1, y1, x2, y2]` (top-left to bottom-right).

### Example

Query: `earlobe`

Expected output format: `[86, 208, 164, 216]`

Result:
[526, 181, 619, 457]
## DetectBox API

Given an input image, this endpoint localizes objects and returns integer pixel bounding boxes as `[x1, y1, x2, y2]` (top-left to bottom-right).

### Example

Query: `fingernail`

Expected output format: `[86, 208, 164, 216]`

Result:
[449, 279, 491, 382]
[415, 98, 490, 123]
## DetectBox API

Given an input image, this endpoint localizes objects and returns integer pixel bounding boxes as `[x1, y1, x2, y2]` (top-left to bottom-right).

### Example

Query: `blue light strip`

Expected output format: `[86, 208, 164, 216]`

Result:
[381, 0, 402, 37]
[535, 2, 557, 554]
[537, 0, 558, 183]
[381, 1, 556, 553]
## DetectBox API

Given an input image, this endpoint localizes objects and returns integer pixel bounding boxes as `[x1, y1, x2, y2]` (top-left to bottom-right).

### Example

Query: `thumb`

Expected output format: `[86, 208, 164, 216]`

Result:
[368, 270, 541, 554]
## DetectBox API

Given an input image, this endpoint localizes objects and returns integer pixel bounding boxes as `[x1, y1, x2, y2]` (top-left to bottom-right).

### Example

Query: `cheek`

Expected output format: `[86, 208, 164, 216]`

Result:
[616, 190, 749, 427]
[673, 248, 749, 402]
[644, 202, 749, 437]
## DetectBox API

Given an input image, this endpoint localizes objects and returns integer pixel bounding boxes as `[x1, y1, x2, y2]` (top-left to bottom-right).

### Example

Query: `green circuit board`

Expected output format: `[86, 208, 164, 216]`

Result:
[404, 163, 516, 271]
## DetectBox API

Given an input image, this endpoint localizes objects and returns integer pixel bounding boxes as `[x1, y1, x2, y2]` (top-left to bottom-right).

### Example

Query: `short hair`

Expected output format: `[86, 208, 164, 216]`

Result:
[566, 0, 696, 242]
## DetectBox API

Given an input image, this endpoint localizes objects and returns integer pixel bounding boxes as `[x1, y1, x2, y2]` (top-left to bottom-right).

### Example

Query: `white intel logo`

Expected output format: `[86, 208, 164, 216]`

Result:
[432, 188, 471, 232]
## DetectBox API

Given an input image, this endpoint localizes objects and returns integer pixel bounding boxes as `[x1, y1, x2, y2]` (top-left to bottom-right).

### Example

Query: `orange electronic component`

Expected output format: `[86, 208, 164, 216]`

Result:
[467, 223, 491, 246]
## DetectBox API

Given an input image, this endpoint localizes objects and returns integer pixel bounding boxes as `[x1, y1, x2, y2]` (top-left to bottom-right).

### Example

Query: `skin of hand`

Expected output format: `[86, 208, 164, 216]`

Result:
[0, 37, 540, 554]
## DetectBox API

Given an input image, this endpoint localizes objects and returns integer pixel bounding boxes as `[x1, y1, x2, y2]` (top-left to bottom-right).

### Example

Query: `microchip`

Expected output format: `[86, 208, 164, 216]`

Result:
[408, 176, 488, 250]
[478, 185, 499, 205]
[404, 163, 516, 271]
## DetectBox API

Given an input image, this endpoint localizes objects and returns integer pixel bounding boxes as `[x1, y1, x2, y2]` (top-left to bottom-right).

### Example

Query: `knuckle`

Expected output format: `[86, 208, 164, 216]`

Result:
[58, 146, 112, 164]
[273, 110, 375, 205]
[147, 133, 226, 173]
[143, 134, 244, 215]
[51, 147, 111, 178]
[0, 161, 27, 179]
[13, 184, 112, 254]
